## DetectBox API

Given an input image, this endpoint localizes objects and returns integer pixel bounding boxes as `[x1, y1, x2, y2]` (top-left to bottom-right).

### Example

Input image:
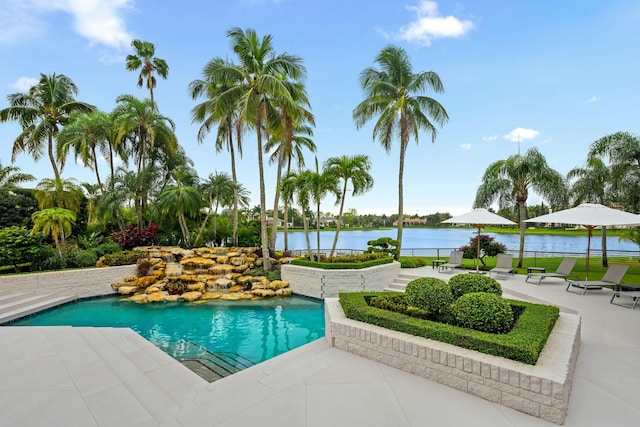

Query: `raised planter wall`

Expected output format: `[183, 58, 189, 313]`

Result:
[0, 265, 137, 298]
[281, 261, 400, 299]
[325, 298, 580, 425]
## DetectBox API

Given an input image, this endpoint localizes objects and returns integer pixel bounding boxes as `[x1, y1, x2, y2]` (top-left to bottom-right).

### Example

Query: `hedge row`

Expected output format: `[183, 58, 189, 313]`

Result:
[338, 292, 559, 365]
[290, 256, 393, 269]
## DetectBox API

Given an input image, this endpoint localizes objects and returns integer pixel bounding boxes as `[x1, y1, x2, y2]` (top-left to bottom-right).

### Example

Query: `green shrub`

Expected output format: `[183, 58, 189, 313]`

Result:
[0, 226, 52, 272]
[246, 264, 281, 281]
[369, 294, 430, 319]
[290, 256, 393, 269]
[97, 250, 144, 267]
[452, 292, 514, 334]
[365, 237, 399, 257]
[64, 249, 98, 268]
[405, 277, 453, 315]
[94, 241, 121, 258]
[40, 254, 65, 271]
[339, 292, 559, 365]
[399, 257, 429, 268]
[448, 273, 502, 299]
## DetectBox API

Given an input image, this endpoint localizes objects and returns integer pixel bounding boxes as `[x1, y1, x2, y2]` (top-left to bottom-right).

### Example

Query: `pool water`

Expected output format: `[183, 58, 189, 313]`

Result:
[11, 296, 325, 380]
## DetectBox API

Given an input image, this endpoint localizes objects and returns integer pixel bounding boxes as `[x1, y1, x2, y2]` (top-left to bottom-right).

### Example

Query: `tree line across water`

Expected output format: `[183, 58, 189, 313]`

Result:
[1, 28, 639, 271]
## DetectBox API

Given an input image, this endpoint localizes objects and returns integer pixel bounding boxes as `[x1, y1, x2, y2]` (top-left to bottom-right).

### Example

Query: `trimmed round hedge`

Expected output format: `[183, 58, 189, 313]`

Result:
[448, 273, 503, 299]
[452, 292, 513, 334]
[405, 277, 453, 315]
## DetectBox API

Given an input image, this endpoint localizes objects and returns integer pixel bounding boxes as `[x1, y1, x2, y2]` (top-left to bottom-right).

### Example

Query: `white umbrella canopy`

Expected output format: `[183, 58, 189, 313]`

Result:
[525, 203, 640, 280]
[443, 209, 516, 273]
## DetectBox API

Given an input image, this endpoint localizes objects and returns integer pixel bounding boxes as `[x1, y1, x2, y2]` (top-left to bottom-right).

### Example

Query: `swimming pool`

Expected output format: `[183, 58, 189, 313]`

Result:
[10, 295, 325, 381]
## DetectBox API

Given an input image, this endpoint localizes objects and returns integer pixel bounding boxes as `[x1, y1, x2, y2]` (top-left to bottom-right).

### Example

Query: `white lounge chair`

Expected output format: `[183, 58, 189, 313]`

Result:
[438, 250, 465, 273]
[525, 258, 578, 285]
[566, 264, 629, 295]
[489, 254, 514, 278]
[609, 284, 640, 309]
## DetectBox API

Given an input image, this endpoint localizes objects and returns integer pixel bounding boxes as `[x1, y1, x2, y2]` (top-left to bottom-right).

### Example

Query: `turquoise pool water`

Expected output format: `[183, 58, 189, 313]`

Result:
[11, 296, 325, 378]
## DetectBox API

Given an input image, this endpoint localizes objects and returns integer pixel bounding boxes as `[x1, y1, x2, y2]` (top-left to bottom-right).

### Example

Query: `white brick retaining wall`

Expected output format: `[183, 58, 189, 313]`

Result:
[325, 298, 580, 425]
[281, 261, 400, 299]
[0, 265, 137, 298]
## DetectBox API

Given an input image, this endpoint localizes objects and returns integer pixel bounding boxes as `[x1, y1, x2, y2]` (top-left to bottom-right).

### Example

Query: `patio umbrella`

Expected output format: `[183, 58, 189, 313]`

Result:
[443, 209, 516, 273]
[525, 203, 640, 280]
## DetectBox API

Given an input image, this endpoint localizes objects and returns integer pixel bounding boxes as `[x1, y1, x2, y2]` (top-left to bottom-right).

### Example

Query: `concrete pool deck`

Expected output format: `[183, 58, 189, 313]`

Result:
[1, 267, 639, 426]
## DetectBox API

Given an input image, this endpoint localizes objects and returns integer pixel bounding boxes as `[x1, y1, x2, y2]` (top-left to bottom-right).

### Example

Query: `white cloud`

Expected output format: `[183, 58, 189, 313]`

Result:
[0, 0, 133, 49]
[396, 1, 475, 46]
[482, 135, 498, 141]
[9, 76, 38, 92]
[586, 96, 600, 103]
[503, 128, 540, 142]
[459, 143, 472, 151]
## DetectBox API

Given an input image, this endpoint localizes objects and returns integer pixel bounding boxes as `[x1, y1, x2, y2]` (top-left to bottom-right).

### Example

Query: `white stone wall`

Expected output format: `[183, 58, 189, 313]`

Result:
[281, 261, 401, 299]
[0, 265, 137, 298]
[325, 298, 580, 425]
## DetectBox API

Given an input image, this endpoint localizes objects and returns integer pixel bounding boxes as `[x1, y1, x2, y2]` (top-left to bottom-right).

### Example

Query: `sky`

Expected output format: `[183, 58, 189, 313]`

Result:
[0, 0, 639, 217]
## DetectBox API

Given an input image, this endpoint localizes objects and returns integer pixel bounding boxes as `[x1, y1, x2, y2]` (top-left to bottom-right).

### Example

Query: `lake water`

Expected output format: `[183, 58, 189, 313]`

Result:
[276, 227, 640, 256]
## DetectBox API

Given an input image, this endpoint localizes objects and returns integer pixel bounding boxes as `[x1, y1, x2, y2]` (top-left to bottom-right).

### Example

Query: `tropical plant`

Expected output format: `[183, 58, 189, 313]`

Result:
[0, 226, 52, 272]
[567, 157, 613, 266]
[474, 147, 568, 267]
[126, 39, 169, 104]
[353, 45, 448, 259]
[35, 178, 84, 212]
[158, 167, 201, 247]
[0, 160, 35, 190]
[194, 171, 235, 246]
[110, 223, 158, 250]
[458, 234, 507, 266]
[281, 170, 314, 257]
[31, 207, 77, 256]
[205, 27, 307, 269]
[307, 158, 340, 260]
[323, 154, 374, 257]
[0, 73, 94, 186]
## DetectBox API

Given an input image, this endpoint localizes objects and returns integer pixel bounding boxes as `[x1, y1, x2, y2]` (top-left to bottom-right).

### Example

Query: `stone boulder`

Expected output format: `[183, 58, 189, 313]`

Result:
[148, 291, 169, 302]
[180, 291, 202, 302]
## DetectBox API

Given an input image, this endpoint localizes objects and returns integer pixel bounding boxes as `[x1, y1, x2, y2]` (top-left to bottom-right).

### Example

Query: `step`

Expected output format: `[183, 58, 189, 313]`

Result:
[0, 294, 76, 324]
[0, 291, 35, 305]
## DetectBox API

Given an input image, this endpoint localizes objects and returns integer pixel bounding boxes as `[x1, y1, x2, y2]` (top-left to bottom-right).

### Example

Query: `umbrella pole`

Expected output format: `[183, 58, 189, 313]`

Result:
[586, 226, 593, 281]
[476, 226, 481, 273]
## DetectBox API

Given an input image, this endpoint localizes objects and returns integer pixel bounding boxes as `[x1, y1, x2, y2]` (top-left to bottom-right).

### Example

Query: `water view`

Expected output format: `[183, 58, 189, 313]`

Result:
[277, 227, 640, 256]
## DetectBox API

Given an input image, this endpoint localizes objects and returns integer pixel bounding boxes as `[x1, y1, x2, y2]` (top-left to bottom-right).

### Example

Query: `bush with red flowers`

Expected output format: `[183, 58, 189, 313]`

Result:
[111, 223, 158, 250]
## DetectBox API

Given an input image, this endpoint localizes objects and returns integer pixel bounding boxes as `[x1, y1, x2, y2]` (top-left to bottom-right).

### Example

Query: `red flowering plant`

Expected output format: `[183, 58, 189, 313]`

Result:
[111, 223, 159, 250]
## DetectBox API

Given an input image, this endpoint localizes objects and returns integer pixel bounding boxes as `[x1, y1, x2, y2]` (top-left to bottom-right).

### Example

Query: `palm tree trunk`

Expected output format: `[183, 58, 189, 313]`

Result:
[194, 204, 212, 247]
[303, 207, 312, 258]
[229, 129, 239, 247]
[257, 108, 271, 269]
[316, 204, 321, 261]
[48, 132, 63, 208]
[179, 213, 191, 247]
[602, 226, 608, 267]
[270, 151, 285, 249]
[517, 201, 527, 268]
[396, 136, 407, 261]
[91, 145, 102, 188]
[329, 182, 348, 257]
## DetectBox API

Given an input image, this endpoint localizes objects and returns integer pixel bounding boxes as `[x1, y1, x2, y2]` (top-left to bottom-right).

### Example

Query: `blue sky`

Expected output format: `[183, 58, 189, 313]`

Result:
[1, 0, 639, 216]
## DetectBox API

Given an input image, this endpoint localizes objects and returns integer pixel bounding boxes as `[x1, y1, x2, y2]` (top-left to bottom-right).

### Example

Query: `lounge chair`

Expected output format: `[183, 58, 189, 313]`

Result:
[489, 254, 514, 278]
[610, 284, 640, 310]
[525, 258, 578, 285]
[566, 264, 629, 295]
[438, 250, 465, 273]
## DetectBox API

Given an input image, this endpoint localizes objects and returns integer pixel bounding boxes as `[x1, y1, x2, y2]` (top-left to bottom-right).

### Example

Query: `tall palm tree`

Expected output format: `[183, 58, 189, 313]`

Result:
[0, 73, 94, 185]
[31, 207, 76, 257]
[189, 57, 244, 246]
[567, 157, 612, 266]
[57, 110, 112, 188]
[203, 28, 307, 269]
[323, 154, 374, 257]
[158, 166, 201, 247]
[281, 170, 313, 257]
[194, 171, 235, 246]
[126, 39, 169, 105]
[588, 131, 640, 212]
[0, 161, 35, 190]
[306, 158, 340, 260]
[353, 46, 448, 259]
[474, 147, 568, 267]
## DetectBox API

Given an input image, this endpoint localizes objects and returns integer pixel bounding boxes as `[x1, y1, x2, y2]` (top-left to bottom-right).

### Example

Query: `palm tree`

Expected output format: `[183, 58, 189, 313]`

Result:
[158, 167, 201, 247]
[474, 147, 568, 267]
[57, 110, 112, 188]
[126, 39, 169, 104]
[281, 170, 314, 257]
[35, 177, 84, 212]
[204, 27, 307, 269]
[0, 73, 94, 185]
[194, 171, 235, 246]
[189, 57, 244, 246]
[567, 157, 612, 266]
[31, 207, 76, 257]
[323, 154, 374, 257]
[0, 161, 35, 190]
[353, 46, 448, 259]
[588, 131, 640, 212]
[307, 158, 340, 260]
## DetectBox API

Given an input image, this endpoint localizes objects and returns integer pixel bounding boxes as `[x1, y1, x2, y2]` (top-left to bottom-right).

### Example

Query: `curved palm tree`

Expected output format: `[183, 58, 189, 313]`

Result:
[0, 73, 94, 184]
[281, 170, 313, 257]
[306, 158, 340, 260]
[474, 147, 568, 267]
[205, 27, 307, 269]
[353, 46, 448, 259]
[126, 39, 169, 104]
[57, 110, 112, 188]
[0, 160, 35, 190]
[189, 57, 245, 246]
[158, 167, 201, 247]
[194, 171, 235, 246]
[323, 154, 374, 257]
[31, 207, 76, 257]
[567, 157, 612, 266]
